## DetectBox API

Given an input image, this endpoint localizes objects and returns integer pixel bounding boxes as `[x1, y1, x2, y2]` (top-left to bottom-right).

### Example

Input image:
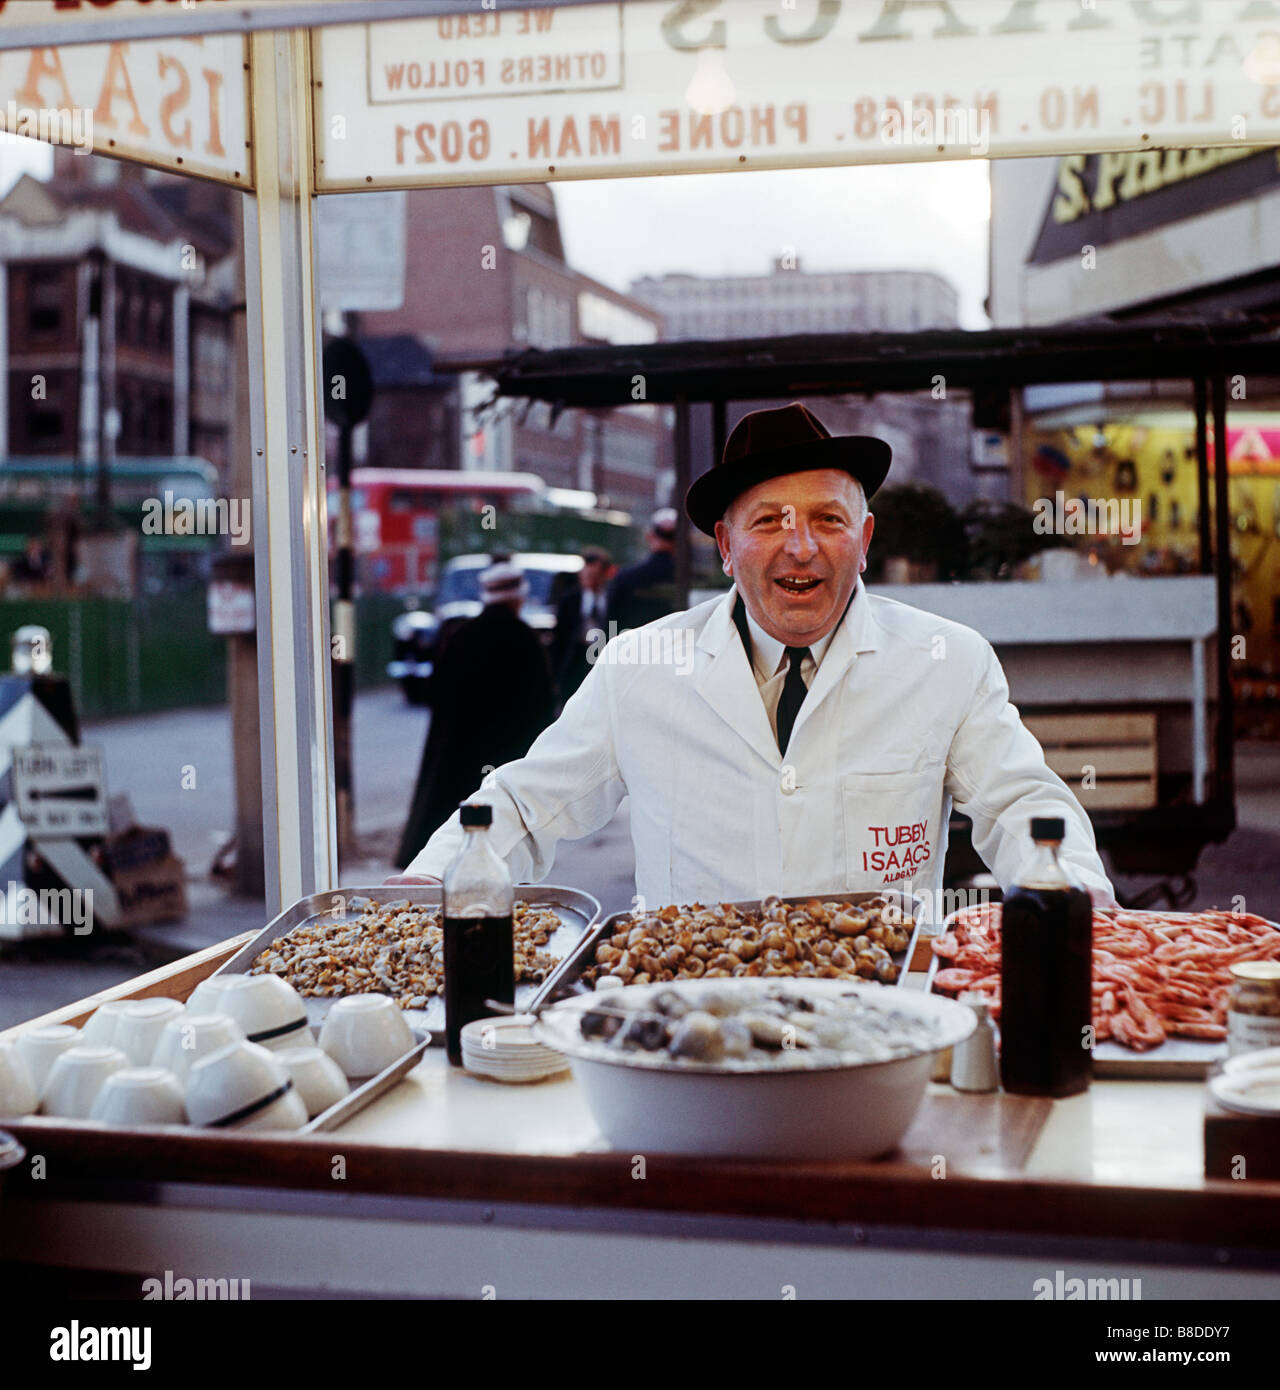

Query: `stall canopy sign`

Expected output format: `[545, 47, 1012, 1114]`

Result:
[0, 33, 250, 184]
[1029, 146, 1280, 263]
[0, 1, 474, 50]
[313, 0, 1280, 191]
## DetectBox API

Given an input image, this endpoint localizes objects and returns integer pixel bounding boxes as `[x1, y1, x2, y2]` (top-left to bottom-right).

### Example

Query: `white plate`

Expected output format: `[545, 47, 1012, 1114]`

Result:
[1209, 1066, 1280, 1116]
[1222, 1047, 1280, 1076]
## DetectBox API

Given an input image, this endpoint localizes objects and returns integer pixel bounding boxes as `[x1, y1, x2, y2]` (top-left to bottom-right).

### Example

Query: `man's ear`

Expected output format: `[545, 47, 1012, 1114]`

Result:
[713, 519, 733, 575]
[859, 511, 875, 574]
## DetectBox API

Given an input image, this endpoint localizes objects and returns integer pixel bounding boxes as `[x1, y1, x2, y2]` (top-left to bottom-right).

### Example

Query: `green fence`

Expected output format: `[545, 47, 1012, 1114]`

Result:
[1, 593, 400, 720]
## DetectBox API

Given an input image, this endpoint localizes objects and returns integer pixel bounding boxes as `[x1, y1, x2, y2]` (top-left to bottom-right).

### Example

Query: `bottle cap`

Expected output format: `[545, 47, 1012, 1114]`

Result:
[1229, 961, 1280, 983]
[1030, 816, 1065, 841]
[459, 802, 493, 828]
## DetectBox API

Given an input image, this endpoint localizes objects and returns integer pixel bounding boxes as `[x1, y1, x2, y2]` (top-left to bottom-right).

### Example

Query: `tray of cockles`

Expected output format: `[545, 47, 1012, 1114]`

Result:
[214, 885, 601, 1045]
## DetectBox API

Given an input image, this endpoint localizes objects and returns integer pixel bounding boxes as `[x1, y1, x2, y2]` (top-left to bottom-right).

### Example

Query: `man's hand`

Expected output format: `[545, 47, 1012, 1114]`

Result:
[383, 873, 442, 886]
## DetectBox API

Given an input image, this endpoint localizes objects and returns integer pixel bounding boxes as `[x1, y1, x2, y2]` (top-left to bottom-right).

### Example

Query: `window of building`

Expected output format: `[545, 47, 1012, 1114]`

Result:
[25, 265, 68, 340]
[9, 367, 73, 453]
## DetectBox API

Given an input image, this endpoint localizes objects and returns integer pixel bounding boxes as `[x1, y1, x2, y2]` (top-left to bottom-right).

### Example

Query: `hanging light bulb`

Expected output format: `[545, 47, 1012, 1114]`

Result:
[1244, 34, 1280, 84]
[686, 47, 735, 117]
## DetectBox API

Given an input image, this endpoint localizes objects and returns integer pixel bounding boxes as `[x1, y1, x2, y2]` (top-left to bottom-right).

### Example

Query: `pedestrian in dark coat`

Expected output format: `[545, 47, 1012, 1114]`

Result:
[606, 508, 678, 632]
[549, 546, 611, 704]
[394, 563, 555, 867]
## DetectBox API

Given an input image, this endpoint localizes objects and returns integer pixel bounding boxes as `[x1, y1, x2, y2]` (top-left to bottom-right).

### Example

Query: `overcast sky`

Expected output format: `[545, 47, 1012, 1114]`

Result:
[0, 136, 990, 326]
[555, 160, 992, 327]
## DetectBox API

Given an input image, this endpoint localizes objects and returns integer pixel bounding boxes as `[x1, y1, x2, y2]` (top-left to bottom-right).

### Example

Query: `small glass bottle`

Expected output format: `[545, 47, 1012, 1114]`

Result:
[999, 816, 1094, 1098]
[442, 803, 514, 1066]
[1226, 961, 1280, 1058]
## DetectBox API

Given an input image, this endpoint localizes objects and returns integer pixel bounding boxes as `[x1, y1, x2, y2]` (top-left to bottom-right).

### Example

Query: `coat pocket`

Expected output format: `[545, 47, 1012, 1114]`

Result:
[841, 770, 941, 890]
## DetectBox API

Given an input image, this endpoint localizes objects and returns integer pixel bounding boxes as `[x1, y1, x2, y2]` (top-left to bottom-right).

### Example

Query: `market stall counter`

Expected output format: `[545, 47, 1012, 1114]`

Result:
[2, 931, 1279, 1300]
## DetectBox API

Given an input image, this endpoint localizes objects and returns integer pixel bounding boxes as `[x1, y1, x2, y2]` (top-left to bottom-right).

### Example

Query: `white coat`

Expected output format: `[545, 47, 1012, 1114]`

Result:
[406, 579, 1114, 918]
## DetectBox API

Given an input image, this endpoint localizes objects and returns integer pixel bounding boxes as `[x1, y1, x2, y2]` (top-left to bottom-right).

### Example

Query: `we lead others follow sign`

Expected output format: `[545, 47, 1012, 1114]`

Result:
[313, 0, 1280, 191]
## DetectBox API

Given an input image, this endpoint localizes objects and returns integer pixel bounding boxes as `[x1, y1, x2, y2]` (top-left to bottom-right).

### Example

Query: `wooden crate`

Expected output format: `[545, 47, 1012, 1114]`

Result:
[1024, 711, 1157, 811]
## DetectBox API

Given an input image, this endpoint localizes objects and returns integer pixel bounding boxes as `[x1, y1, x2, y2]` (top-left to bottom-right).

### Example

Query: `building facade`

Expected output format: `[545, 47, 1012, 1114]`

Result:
[0, 147, 239, 480]
[632, 258, 970, 502]
[630, 260, 959, 340]
[354, 182, 670, 517]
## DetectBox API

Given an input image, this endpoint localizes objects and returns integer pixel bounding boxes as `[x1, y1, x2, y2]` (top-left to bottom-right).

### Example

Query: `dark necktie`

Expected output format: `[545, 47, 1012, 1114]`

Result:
[775, 646, 810, 755]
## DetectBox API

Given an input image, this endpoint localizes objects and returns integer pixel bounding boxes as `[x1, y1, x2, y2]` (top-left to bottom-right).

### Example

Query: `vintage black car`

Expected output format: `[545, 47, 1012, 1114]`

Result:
[388, 552, 583, 704]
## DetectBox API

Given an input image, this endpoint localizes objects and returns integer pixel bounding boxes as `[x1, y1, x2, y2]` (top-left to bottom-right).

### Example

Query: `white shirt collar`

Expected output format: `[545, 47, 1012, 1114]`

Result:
[742, 603, 840, 682]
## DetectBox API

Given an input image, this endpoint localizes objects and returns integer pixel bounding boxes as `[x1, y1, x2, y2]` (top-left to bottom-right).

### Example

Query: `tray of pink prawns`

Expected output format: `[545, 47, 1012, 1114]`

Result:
[924, 902, 1280, 1078]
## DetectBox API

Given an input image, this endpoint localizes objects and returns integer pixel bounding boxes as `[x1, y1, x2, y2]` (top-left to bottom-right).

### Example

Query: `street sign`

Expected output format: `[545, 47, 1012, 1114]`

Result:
[322, 337, 374, 429]
[317, 191, 406, 311]
[0, 32, 251, 184]
[313, 0, 1280, 191]
[12, 744, 109, 837]
[208, 578, 257, 635]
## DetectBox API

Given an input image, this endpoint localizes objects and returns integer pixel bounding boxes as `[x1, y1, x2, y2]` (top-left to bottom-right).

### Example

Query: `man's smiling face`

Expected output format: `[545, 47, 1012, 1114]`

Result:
[714, 469, 874, 647]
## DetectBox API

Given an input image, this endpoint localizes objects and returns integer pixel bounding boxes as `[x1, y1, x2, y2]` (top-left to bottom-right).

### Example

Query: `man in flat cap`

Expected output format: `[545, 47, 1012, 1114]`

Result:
[393, 402, 1113, 913]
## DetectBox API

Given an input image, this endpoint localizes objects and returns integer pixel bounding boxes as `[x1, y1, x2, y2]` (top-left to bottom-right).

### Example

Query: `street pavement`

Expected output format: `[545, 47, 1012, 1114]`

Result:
[2, 686, 1278, 1030]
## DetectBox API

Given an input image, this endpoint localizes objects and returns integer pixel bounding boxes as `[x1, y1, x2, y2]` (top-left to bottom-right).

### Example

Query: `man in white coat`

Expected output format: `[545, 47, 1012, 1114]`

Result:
[394, 402, 1115, 916]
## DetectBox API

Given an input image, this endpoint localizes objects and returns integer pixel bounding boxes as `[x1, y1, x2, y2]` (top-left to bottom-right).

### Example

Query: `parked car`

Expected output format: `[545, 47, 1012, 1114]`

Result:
[388, 552, 583, 705]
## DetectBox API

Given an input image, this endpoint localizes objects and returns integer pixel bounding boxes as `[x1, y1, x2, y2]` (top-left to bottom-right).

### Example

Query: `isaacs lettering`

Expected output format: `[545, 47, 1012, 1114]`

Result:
[862, 820, 931, 880]
[659, 1, 1280, 49]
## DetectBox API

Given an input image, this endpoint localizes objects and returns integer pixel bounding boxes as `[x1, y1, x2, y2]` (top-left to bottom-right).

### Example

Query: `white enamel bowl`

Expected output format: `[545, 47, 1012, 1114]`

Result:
[534, 978, 976, 1160]
[213, 975, 313, 1053]
[0, 1042, 39, 1117]
[318, 994, 414, 1079]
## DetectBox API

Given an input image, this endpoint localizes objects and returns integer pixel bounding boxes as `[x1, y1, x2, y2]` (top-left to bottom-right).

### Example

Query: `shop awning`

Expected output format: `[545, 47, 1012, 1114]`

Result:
[444, 315, 1280, 408]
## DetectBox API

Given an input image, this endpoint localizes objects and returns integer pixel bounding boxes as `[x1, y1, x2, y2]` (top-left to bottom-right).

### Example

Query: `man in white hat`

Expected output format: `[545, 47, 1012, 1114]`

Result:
[393, 561, 554, 867]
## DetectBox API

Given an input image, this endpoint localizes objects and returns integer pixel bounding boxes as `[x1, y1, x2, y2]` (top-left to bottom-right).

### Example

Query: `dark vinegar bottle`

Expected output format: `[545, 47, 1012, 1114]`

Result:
[442, 802, 514, 1066]
[999, 816, 1094, 1098]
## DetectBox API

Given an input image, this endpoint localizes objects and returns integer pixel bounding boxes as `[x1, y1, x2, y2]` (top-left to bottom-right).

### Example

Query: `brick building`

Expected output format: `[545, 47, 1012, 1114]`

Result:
[0, 147, 239, 478]
[353, 182, 670, 516]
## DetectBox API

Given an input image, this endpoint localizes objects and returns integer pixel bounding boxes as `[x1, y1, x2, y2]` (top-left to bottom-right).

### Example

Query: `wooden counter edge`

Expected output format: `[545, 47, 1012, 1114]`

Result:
[0, 932, 258, 1038]
[5, 1119, 1280, 1252]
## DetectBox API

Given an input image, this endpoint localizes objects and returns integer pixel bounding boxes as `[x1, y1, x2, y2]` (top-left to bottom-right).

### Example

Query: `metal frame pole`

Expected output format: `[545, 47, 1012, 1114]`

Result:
[1210, 371, 1235, 813]
[673, 393, 692, 610]
[243, 29, 337, 909]
[1194, 376, 1211, 574]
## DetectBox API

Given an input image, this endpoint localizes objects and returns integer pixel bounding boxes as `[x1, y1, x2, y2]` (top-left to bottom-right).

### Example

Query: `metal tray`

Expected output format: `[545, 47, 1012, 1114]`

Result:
[302, 1028, 431, 1133]
[214, 884, 601, 1048]
[535, 888, 924, 1005]
[923, 906, 1229, 1080]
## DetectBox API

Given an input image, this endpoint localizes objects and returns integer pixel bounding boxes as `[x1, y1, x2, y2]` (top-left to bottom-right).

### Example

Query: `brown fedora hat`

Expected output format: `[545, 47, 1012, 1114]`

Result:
[684, 402, 891, 536]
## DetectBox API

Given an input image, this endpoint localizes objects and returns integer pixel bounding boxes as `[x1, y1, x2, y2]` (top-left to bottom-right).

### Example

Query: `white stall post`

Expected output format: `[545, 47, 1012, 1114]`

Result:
[243, 29, 338, 911]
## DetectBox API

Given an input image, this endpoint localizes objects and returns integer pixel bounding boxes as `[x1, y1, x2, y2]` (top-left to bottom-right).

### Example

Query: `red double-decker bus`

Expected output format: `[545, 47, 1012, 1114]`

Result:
[327, 468, 545, 594]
